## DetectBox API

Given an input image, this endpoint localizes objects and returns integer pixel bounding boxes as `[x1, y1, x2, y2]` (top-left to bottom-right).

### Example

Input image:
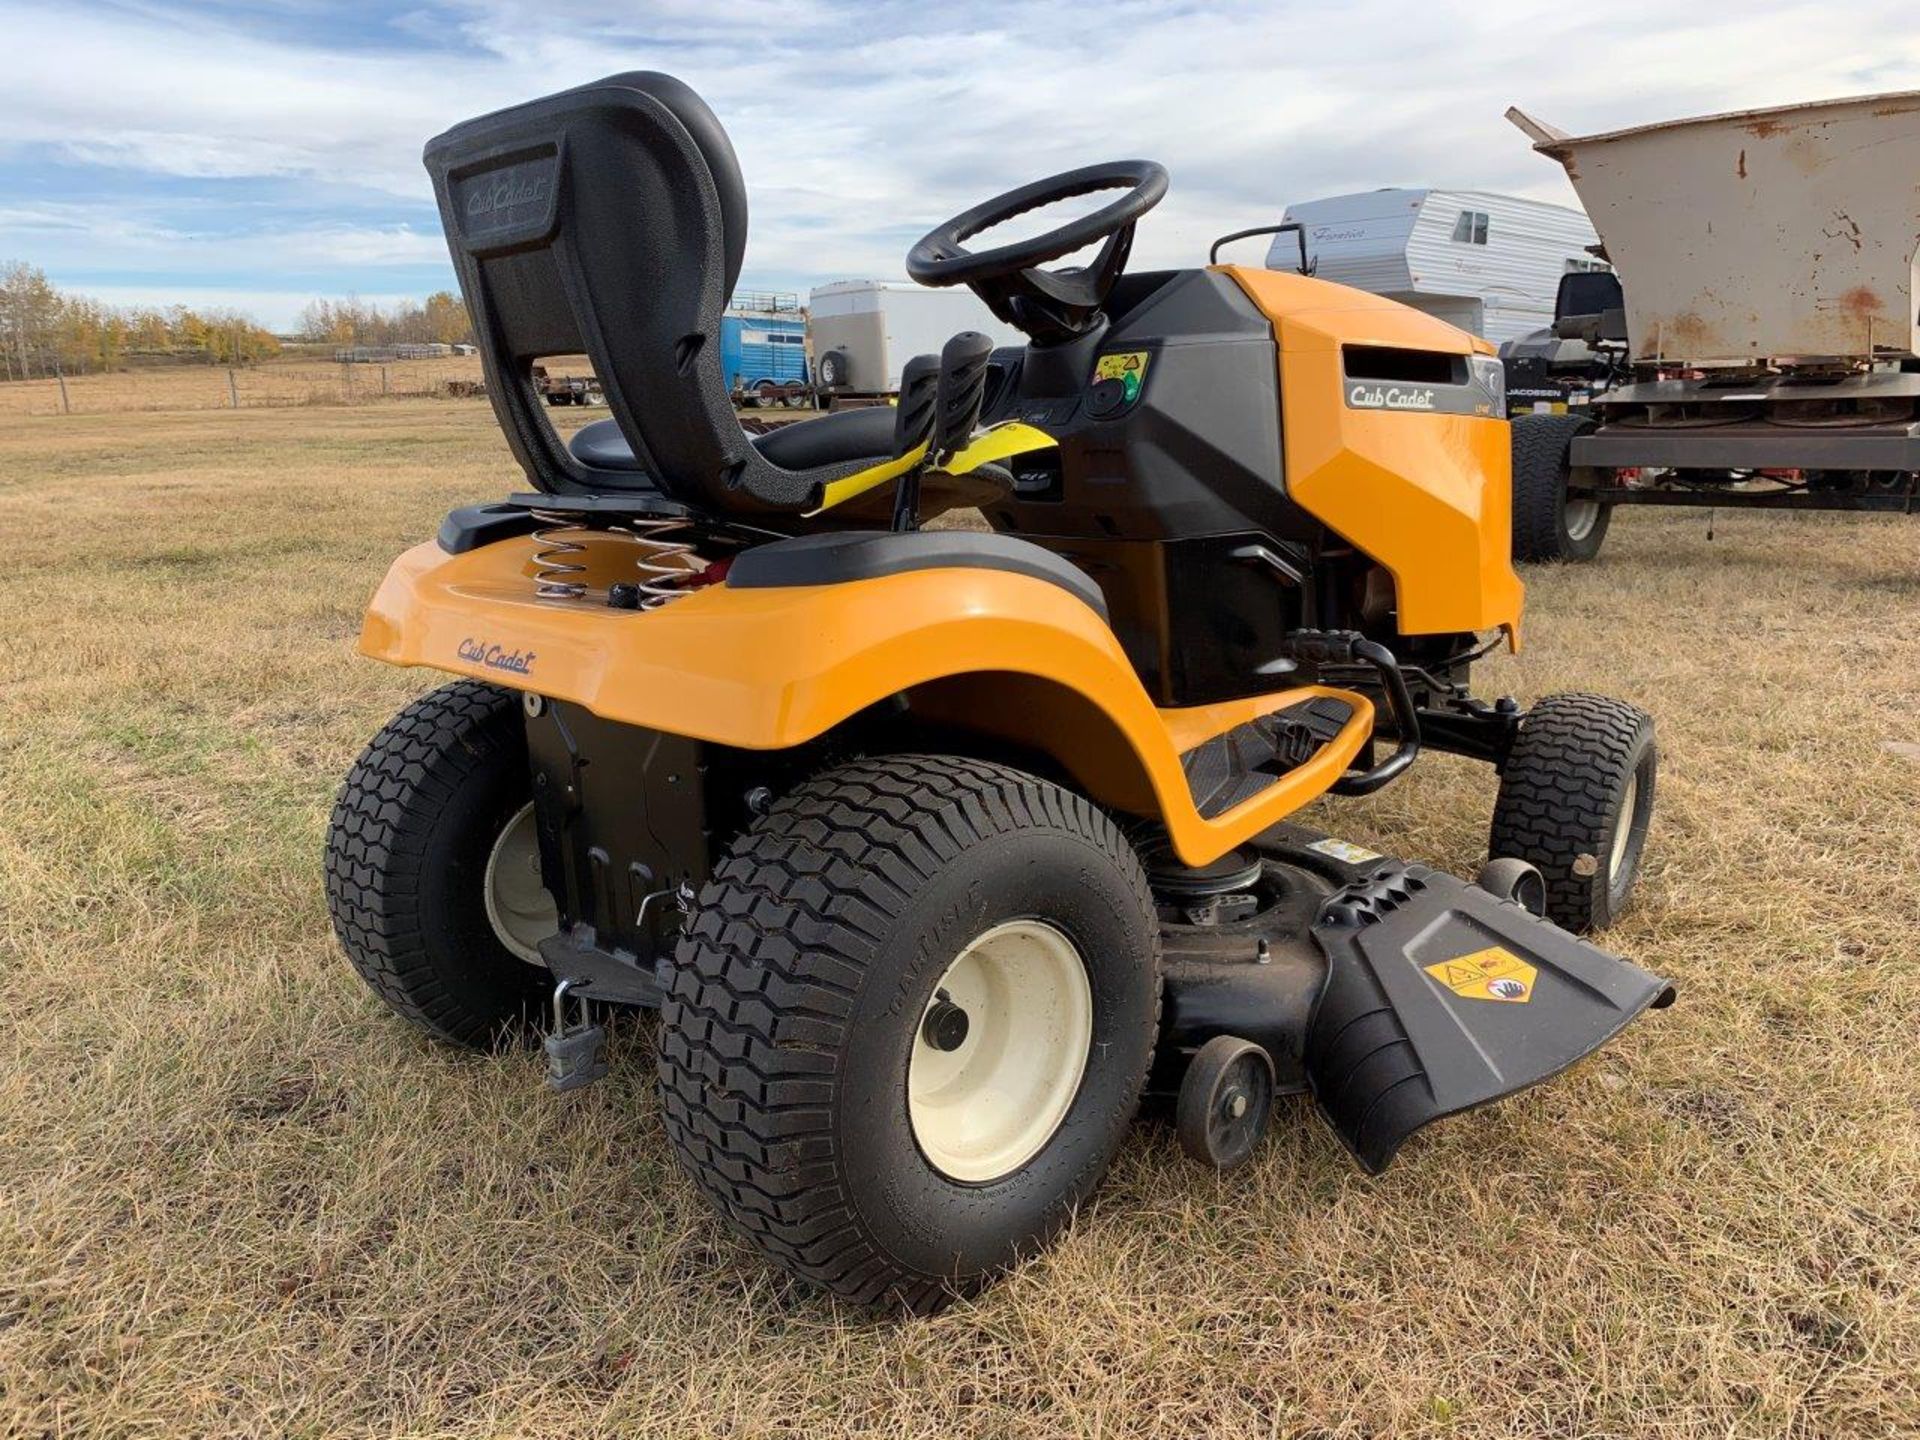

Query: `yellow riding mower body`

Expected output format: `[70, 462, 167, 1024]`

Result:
[328, 72, 1671, 1312]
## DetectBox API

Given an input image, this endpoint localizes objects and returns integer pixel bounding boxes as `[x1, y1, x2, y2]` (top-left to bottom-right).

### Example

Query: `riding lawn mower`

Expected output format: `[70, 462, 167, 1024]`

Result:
[325, 73, 1673, 1313]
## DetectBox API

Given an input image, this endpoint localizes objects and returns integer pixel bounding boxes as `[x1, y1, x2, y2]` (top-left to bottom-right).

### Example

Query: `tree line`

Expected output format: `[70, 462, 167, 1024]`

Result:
[295, 293, 473, 349]
[0, 261, 281, 379]
[0, 261, 475, 381]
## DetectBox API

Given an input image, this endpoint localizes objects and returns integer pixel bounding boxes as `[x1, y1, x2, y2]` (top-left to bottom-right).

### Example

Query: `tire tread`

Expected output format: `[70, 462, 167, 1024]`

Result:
[657, 753, 1158, 1312]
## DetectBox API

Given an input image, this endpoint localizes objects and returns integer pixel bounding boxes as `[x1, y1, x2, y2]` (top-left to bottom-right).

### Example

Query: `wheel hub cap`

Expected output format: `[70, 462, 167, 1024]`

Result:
[908, 919, 1093, 1184]
[1564, 497, 1601, 542]
[483, 801, 560, 965]
[1608, 773, 1640, 884]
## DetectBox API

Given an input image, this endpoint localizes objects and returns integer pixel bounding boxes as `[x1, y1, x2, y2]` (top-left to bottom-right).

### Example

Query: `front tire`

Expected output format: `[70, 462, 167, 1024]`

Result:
[657, 755, 1160, 1313]
[1489, 693, 1655, 933]
[1512, 412, 1611, 562]
[325, 680, 556, 1047]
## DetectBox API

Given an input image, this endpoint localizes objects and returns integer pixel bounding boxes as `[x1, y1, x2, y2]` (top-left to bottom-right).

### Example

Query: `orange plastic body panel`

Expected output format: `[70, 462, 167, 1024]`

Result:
[1219, 265, 1524, 647]
[359, 535, 1374, 865]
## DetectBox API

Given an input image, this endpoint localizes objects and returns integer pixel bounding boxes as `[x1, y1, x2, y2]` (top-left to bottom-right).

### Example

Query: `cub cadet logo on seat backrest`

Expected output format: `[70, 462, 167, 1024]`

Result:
[1423, 946, 1536, 1003]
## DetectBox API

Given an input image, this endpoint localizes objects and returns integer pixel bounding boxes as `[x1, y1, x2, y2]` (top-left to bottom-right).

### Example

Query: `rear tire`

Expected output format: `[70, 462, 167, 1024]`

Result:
[753, 381, 778, 409]
[1489, 693, 1655, 934]
[657, 754, 1160, 1313]
[1512, 412, 1610, 562]
[325, 680, 555, 1048]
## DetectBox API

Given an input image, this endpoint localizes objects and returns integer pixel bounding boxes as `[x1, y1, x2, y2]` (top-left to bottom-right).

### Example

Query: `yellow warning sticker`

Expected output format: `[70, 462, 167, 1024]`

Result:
[1092, 350, 1151, 402]
[1423, 946, 1537, 1004]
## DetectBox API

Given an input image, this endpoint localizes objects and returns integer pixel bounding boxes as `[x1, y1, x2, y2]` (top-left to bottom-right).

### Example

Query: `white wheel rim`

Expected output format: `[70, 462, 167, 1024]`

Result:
[908, 919, 1093, 1184]
[483, 801, 559, 964]
[1564, 497, 1601, 542]
[1608, 773, 1640, 884]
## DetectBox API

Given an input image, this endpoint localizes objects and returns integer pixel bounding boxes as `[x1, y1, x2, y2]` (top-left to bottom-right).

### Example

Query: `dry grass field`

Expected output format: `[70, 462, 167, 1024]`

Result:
[2, 398, 1917, 1438]
[0, 356, 489, 417]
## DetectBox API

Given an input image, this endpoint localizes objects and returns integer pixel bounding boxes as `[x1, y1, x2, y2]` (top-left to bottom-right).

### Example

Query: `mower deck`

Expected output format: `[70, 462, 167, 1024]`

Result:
[1152, 824, 1673, 1171]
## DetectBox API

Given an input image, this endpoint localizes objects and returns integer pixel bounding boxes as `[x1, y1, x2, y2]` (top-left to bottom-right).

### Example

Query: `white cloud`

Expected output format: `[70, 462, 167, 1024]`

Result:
[2, 0, 1917, 312]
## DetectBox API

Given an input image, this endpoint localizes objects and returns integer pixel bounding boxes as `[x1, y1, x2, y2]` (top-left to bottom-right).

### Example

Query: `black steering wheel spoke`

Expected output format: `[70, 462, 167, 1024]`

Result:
[908, 161, 1167, 345]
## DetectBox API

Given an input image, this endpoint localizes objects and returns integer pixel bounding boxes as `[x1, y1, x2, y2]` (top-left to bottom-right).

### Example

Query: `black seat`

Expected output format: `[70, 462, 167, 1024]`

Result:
[726, 530, 1109, 620]
[569, 407, 898, 477]
[424, 73, 893, 515]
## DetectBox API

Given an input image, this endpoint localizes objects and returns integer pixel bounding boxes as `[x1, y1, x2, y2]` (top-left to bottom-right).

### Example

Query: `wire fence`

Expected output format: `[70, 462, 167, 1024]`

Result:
[0, 356, 491, 418]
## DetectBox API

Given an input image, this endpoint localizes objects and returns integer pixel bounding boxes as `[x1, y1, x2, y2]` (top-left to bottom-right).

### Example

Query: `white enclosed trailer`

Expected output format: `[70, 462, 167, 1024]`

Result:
[1270, 189, 1604, 346]
[808, 280, 1024, 395]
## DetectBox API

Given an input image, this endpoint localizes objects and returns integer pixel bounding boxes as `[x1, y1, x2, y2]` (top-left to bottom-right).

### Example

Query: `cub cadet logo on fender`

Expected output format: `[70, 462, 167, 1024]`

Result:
[1423, 946, 1536, 1003]
[1348, 383, 1436, 412]
[457, 637, 537, 675]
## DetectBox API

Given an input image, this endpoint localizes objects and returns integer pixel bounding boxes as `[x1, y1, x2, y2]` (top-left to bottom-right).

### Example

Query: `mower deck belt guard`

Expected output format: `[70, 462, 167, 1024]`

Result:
[360, 535, 1375, 866]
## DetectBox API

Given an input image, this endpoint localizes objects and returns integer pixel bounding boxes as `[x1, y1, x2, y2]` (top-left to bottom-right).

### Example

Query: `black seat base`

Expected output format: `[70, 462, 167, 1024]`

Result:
[724, 530, 1109, 620]
[568, 409, 898, 477]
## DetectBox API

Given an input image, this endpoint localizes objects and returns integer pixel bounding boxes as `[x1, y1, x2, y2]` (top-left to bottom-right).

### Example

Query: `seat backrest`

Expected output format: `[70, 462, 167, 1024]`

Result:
[424, 72, 863, 513]
[1554, 270, 1625, 326]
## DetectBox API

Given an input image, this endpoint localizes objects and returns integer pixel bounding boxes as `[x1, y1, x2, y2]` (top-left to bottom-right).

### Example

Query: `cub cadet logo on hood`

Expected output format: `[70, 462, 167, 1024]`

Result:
[1348, 383, 1437, 412]
[458, 638, 537, 675]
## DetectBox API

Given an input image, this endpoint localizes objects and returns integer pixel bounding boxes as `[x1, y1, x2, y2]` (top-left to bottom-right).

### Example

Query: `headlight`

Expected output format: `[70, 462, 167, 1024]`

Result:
[1469, 354, 1507, 414]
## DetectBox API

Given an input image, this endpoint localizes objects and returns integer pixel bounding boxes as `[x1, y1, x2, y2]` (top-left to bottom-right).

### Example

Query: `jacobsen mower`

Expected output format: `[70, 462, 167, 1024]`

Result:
[325, 73, 1672, 1312]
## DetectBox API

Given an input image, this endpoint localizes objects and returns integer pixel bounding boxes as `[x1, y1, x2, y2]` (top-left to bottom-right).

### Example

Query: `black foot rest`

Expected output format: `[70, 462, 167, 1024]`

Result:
[1182, 696, 1355, 820]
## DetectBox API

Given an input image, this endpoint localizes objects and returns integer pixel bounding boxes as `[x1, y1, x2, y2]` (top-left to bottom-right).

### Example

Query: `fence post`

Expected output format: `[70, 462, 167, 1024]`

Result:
[56, 368, 70, 415]
[228, 368, 240, 409]
[381, 364, 390, 397]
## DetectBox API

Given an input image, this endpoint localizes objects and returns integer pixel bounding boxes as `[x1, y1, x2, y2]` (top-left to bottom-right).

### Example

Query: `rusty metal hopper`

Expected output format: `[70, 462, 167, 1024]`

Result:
[1509, 94, 1920, 367]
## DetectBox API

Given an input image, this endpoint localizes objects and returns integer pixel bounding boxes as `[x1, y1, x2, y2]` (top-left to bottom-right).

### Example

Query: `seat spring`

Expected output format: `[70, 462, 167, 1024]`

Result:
[529, 512, 591, 598]
[626, 517, 698, 609]
[528, 512, 699, 609]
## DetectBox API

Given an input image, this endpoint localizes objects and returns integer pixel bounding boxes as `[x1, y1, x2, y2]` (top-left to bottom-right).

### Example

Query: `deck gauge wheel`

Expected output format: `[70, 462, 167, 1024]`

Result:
[1176, 1035, 1276, 1171]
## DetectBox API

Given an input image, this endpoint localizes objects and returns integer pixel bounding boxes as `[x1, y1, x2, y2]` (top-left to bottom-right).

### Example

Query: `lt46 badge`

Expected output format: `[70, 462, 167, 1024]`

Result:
[1423, 946, 1537, 1004]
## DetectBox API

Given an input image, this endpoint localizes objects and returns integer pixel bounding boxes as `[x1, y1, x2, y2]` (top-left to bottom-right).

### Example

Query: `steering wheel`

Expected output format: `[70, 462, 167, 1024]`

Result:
[906, 160, 1169, 345]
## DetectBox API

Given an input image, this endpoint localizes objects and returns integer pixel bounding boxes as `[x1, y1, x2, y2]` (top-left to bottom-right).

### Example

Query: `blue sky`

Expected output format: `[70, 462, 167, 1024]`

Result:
[3, 1, 1915, 330]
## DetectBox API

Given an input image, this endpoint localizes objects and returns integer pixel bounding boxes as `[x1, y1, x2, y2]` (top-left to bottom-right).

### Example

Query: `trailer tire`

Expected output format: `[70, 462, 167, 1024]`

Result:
[325, 681, 555, 1048]
[657, 754, 1160, 1314]
[1512, 412, 1610, 562]
[1489, 693, 1655, 934]
[816, 350, 848, 389]
[752, 381, 779, 409]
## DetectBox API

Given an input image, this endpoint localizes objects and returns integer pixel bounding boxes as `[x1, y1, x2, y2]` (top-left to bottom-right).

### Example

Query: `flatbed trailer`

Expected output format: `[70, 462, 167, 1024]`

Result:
[1502, 92, 1920, 561]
